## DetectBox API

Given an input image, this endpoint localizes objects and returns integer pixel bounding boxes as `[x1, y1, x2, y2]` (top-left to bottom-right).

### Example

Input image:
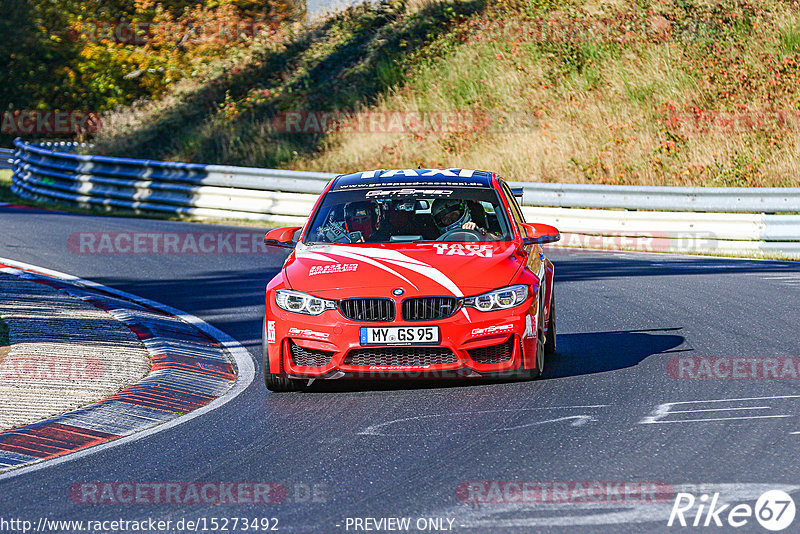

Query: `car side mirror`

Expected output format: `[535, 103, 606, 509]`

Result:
[520, 222, 560, 246]
[264, 226, 302, 249]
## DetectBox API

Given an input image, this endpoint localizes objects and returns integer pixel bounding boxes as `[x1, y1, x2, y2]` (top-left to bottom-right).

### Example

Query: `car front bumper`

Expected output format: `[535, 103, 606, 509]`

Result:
[264, 297, 541, 379]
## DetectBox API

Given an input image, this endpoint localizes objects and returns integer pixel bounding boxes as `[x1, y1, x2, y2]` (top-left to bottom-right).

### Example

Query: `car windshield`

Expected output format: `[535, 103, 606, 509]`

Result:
[304, 186, 513, 244]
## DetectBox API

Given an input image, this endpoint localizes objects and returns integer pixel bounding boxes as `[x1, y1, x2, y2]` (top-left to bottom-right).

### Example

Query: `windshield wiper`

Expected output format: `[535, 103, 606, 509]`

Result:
[389, 235, 423, 242]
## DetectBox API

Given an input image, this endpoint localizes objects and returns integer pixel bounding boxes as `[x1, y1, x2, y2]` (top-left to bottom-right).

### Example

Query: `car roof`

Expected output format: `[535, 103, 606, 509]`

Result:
[331, 168, 495, 191]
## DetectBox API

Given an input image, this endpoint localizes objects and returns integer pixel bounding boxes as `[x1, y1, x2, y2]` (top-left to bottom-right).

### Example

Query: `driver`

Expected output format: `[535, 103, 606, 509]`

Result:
[431, 198, 488, 236]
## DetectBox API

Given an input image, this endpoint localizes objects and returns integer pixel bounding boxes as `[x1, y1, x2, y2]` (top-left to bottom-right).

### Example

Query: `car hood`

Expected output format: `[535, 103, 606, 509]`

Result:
[283, 242, 524, 298]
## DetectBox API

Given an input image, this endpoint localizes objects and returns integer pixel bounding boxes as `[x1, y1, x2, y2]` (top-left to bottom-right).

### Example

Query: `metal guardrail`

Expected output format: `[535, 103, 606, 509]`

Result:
[11, 140, 327, 224]
[8, 139, 800, 258]
[510, 182, 800, 213]
[0, 148, 13, 170]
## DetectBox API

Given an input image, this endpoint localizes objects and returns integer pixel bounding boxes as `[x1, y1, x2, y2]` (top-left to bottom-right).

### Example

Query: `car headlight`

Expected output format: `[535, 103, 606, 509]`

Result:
[275, 289, 337, 316]
[463, 285, 528, 312]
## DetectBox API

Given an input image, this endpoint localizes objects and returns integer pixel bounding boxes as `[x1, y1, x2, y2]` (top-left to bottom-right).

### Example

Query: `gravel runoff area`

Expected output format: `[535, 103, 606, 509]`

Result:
[0, 272, 151, 431]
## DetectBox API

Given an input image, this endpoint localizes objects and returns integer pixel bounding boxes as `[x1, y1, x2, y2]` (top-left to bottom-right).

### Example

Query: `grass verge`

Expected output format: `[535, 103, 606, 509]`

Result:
[0, 318, 9, 348]
[0, 170, 16, 204]
[88, 0, 800, 187]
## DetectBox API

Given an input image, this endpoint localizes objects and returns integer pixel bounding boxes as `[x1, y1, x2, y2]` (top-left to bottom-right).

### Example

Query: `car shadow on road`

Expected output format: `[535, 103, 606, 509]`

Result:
[543, 327, 687, 379]
[302, 373, 512, 393]
[298, 328, 687, 393]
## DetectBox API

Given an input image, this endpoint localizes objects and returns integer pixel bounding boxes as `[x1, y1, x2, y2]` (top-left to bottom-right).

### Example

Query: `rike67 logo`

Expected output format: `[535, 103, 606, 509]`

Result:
[669, 489, 796, 531]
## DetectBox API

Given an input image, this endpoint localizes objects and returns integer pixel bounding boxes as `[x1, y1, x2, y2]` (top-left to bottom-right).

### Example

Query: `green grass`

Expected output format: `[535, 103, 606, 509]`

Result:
[0, 170, 15, 204]
[0, 318, 9, 347]
[91, 0, 488, 166]
[83, 0, 800, 188]
[781, 20, 800, 54]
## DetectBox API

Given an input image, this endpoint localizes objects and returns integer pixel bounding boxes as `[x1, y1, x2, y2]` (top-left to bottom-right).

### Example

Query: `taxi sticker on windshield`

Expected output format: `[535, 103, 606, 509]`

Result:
[433, 244, 493, 257]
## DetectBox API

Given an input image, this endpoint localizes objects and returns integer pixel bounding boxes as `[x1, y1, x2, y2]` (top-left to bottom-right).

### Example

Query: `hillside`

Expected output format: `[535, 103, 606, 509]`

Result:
[1, 1, 304, 146]
[92, 0, 800, 187]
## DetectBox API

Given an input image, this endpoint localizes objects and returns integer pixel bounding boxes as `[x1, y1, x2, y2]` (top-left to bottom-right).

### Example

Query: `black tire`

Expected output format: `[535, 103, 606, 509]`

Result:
[262, 318, 304, 392]
[534, 293, 546, 377]
[544, 288, 556, 355]
[517, 293, 546, 380]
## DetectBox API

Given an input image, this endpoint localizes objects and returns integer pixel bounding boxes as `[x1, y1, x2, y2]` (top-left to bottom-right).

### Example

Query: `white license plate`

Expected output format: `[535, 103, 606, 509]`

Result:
[360, 326, 439, 345]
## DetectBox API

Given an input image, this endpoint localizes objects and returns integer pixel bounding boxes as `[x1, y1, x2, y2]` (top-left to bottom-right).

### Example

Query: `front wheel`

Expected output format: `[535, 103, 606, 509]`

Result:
[534, 298, 546, 377]
[265, 373, 305, 392]
[517, 293, 546, 380]
[262, 318, 305, 392]
[544, 288, 556, 355]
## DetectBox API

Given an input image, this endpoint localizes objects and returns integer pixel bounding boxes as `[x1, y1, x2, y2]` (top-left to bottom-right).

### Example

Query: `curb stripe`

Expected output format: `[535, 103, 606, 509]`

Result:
[150, 353, 235, 380]
[0, 257, 255, 479]
[0, 423, 119, 459]
[46, 401, 176, 436]
[109, 388, 216, 413]
[0, 451, 39, 468]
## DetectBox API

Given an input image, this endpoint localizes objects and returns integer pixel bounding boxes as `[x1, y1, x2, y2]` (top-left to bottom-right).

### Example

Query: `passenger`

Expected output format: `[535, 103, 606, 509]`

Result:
[343, 201, 379, 241]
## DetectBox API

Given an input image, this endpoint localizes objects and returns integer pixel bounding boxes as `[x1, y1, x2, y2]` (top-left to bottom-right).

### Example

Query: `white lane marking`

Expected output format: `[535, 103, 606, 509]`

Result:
[0, 256, 256, 482]
[668, 406, 771, 414]
[759, 274, 800, 286]
[431, 483, 800, 528]
[649, 262, 751, 269]
[473, 415, 597, 432]
[358, 405, 609, 436]
[645, 415, 792, 424]
[640, 395, 800, 425]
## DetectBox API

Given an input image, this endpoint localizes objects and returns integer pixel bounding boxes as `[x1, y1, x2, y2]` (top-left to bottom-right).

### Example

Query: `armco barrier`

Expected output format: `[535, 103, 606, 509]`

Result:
[11, 140, 328, 225]
[514, 182, 800, 213]
[0, 148, 13, 170]
[8, 139, 800, 258]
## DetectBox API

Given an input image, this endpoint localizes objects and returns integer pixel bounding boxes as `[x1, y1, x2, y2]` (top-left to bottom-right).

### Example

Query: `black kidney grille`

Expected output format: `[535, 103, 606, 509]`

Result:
[401, 297, 459, 321]
[467, 336, 515, 364]
[344, 346, 457, 367]
[339, 298, 395, 322]
[289, 341, 334, 367]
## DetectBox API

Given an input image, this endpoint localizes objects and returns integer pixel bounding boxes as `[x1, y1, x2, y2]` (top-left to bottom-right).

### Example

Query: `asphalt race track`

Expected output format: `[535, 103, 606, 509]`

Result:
[1, 204, 800, 533]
